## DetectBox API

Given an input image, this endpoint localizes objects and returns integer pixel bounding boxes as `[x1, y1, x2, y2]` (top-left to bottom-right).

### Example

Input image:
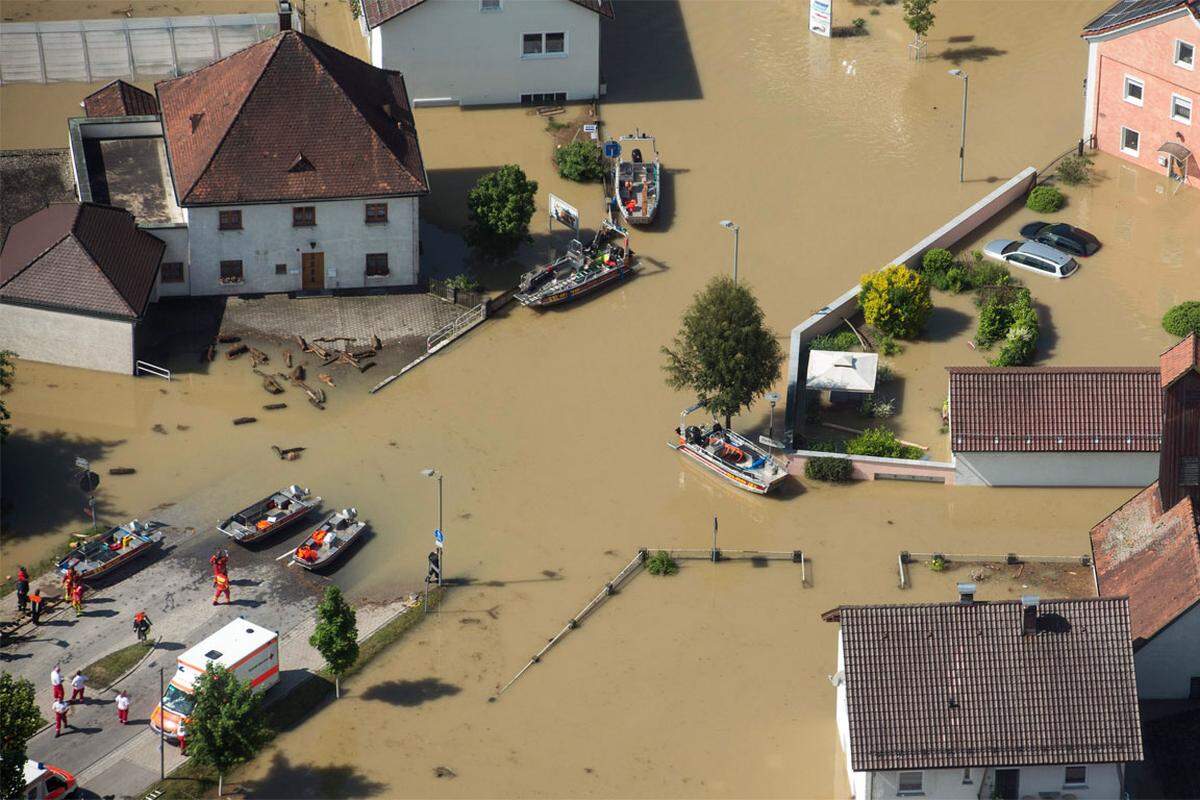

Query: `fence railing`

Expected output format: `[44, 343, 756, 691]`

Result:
[135, 360, 171, 381]
[427, 303, 487, 354]
[428, 279, 487, 310]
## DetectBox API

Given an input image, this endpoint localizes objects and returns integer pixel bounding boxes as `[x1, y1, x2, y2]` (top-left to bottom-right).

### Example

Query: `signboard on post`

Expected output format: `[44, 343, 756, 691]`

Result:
[603, 140, 620, 159]
[548, 193, 580, 233]
[809, 0, 832, 37]
[434, 529, 444, 549]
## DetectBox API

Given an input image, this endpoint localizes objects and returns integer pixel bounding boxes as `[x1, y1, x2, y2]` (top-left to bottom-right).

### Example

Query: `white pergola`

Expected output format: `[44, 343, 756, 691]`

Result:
[805, 350, 878, 394]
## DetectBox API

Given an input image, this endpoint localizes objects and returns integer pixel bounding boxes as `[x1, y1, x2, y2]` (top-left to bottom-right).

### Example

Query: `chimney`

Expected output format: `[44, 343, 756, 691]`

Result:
[278, 0, 293, 31]
[956, 583, 976, 605]
[1021, 595, 1039, 636]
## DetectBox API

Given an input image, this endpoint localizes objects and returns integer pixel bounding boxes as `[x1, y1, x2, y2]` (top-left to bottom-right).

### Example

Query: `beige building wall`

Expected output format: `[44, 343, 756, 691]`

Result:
[0, 303, 135, 374]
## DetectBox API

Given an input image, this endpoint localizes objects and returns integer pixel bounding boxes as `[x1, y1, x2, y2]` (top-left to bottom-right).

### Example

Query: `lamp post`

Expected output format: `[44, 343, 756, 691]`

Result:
[766, 392, 781, 441]
[719, 220, 739, 284]
[421, 468, 443, 586]
[948, 69, 968, 183]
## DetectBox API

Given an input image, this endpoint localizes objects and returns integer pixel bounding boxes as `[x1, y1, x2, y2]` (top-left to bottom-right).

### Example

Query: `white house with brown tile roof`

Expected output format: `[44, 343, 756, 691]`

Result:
[360, 0, 612, 106]
[823, 590, 1143, 800]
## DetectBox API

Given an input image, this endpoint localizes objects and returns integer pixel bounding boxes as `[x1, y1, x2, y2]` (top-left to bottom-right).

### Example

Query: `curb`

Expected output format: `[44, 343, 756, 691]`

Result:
[101, 636, 163, 693]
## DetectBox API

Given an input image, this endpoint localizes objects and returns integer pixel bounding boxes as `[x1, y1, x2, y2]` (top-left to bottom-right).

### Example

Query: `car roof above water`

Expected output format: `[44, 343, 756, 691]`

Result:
[1019, 240, 1073, 264]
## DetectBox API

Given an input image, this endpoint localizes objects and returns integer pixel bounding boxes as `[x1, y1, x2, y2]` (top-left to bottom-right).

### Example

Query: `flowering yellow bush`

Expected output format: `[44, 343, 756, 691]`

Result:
[858, 265, 932, 340]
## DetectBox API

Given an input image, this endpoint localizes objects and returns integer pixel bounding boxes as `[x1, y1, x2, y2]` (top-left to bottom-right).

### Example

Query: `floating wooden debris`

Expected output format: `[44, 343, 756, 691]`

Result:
[217, 334, 241, 344]
[108, 467, 136, 476]
[318, 373, 336, 388]
[358, 361, 376, 374]
[289, 365, 305, 382]
[232, 416, 257, 425]
[271, 445, 306, 461]
[372, 334, 383, 350]
[249, 346, 269, 367]
[283, 351, 293, 368]
[263, 402, 288, 411]
[314, 336, 354, 344]
[226, 344, 249, 360]
[262, 375, 284, 394]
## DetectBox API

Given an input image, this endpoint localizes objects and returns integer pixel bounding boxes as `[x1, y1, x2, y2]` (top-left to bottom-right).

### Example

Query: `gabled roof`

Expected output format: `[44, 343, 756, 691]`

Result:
[0, 203, 164, 319]
[1091, 482, 1200, 643]
[1160, 333, 1199, 389]
[1082, 0, 1198, 35]
[155, 30, 428, 206]
[824, 598, 1144, 772]
[362, 0, 614, 29]
[83, 80, 159, 118]
[948, 367, 1162, 453]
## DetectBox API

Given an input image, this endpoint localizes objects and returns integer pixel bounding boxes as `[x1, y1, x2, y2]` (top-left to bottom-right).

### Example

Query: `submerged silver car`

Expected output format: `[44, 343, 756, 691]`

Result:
[982, 239, 1078, 278]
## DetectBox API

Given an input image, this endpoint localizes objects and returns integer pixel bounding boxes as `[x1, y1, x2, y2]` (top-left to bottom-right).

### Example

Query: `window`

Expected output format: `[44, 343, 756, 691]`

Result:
[219, 260, 244, 284]
[522, 32, 566, 58]
[365, 253, 389, 277]
[481, 0, 501, 10]
[365, 203, 388, 223]
[1182, 456, 1200, 486]
[897, 772, 923, 795]
[1064, 766, 1087, 787]
[293, 206, 316, 227]
[1120, 126, 1140, 156]
[520, 91, 567, 106]
[1176, 39, 1195, 70]
[961, 768, 973, 785]
[161, 262, 184, 283]
[1171, 94, 1193, 125]
[218, 210, 242, 230]
[1123, 75, 1144, 106]
[275, 263, 287, 275]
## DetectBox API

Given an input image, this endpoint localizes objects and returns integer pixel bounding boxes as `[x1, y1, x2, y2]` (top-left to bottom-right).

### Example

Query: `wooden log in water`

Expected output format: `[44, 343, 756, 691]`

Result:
[295, 335, 309, 352]
[261, 375, 284, 395]
[232, 416, 257, 425]
[217, 334, 241, 344]
[283, 351, 293, 368]
[318, 373, 336, 388]
[372, 334, 383, 350]
[358, 361, 376, 374]
[108, 467, 136, 475]
[249, 346, 269, 366]
[289, 365, 305, 382]
[271, 445, 306, 461]
[226, 344, 249, 360]
[263, 403, 288, 411]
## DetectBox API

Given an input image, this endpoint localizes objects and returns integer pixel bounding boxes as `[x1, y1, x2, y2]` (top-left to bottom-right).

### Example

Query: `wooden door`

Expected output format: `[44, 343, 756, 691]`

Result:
[301, 252, 324, 291]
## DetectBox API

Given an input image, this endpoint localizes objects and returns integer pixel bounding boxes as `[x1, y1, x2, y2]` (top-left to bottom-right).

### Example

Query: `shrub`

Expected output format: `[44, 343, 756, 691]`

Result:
[1026, 185, 1064, 213]
[846, 426, 921, 459]
[860, 396, 897, 418]
[975, 282, 1026, 310]
[1162, 301, 1200, 337]
[877, 334, 902, 356]
[928, 555, 947, 572]
[975, 297, 1013, 347]
[922, 248, 955, 275]
[446, 273, 480, 292]
[987, 292, 1040, 367]
[810, 330, 860, 351]
[554, 140, 606, 182]
[875, 362, 894, 383]
[966, 260, 1011, 290]
[805, 456, 854, 482]
[646, 550, 679, 576]
[853, 16, 867, 29]
[858, 265, 933, 340]
[1055, 153, 1094, 186]
[805, 438, 844, 453]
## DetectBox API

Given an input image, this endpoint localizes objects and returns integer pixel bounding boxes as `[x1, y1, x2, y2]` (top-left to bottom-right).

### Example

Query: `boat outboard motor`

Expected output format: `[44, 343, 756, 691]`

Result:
[685, 425, 702, 445]
[632, 148, 643, 164]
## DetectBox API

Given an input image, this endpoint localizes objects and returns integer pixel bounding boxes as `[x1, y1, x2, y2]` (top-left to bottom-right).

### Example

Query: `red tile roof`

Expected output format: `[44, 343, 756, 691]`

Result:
[362, 0, 614, 28]
[1091, 482, 1200, 643]
[1160, 333, 1199, 389]
[824, 598, 1143, 771]
[0, 203, 164, 319]
[155, 30, 428, 206]
[948, 367, 1162, 452]
[1082, 0, 1197, 35]
[83, 80, 159, 118]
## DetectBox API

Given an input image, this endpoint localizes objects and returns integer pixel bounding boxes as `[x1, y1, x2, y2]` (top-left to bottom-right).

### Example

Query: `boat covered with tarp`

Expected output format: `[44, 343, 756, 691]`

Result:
[218, 485, 319, 544]
[614, 132, 660, 225]
[56, 519, 167, 581]
[514, 221, 635, 308]
[670, 405, 788, 495]
[290, 508, 366, 570]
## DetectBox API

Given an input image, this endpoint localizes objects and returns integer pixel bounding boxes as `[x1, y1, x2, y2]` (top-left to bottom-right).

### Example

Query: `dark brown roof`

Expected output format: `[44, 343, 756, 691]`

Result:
[948, 367, 1161, 452]
[83, 80, 159, 118]
[155, 30, 427, 206]
[1082, 0, 1197, 35]
[1160, 333, 1199, 389]
[825, 598, 1143, 771]
[362, 0, 613, 28]
[0, 203, 164, 319]
[1091, 482, 1200, 643]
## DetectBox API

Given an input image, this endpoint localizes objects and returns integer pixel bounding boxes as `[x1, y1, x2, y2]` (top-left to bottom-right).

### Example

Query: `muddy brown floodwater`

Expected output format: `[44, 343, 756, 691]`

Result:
[3, 0, 1193, 796]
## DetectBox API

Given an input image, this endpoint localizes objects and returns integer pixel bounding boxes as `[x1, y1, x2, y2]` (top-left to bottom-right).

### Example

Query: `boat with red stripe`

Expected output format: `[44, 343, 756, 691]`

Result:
[670, 403, 788, 495]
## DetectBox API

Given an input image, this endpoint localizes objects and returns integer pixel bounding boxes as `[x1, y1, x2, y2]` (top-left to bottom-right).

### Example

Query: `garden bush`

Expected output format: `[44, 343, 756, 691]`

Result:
[860, 396, 897, 419]
[858, 265, 932, 340]
[446, 273, 480, 292]
[846, 426, 921, 460]
[1162, 301, 1200, 337]
[1055, 153, 1094, 186]
[966, 259, 1011, 290]
[554, 140, 605, 182]
[987, 292, 1040, 367]
[805, 456, 854, 482]
[876, 334, 901, 356]
[922, 248, 955, 275]
[646, 550, 679, 576]
[804, 439, 844, 453]
[1026, 185, 1064, 213]
[810, 330, 860, 351]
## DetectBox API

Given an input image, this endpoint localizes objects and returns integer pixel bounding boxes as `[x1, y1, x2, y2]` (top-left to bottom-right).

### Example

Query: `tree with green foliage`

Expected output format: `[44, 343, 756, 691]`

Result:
[187, 665, 271, 796]
[858, 265, 932, 340]
[1162, 301, 1200, 337]
[662, 277, 785, 427]
[0, 350, 14, 441]
[1055, 153, 1094, 186]
[464, 165, 538, 261]
[646, 550, 679, 576]
[902, 0, 937, 44]
[554, 140, 605, 182]
[1, 673, 42, 799]
[310, 585, 359, 699]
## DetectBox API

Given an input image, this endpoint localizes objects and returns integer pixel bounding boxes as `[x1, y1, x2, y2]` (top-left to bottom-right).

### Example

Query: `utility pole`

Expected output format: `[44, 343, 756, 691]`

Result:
[421, 468, 444, 587]
[159, 667, 165, 780]
[719, 220, 739, 284]
[949, 69, 968, 182]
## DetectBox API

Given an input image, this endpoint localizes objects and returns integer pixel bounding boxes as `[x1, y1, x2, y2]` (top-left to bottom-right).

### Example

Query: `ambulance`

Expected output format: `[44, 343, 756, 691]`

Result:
[22, 760, 75, 799]
[150, 617, 280, 740]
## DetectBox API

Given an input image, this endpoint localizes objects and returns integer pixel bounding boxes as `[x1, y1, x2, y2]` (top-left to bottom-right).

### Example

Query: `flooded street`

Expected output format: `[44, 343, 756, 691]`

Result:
[4, 0, 1196, 796]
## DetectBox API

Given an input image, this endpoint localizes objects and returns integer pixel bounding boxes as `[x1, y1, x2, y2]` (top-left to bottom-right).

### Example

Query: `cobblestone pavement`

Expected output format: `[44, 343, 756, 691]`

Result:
[220, 293, 468, 347]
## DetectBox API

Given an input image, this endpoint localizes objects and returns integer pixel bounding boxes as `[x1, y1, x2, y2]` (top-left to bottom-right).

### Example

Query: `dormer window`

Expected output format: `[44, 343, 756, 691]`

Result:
[288, 153, 315, 173]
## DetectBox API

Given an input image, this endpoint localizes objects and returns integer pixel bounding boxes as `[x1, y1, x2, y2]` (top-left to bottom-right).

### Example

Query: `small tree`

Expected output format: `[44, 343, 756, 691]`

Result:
[0, 350, 14, 441]
[902, 0, 937, 45]
[858, 265, 932, 340]
[310, 585, 359, 699]
[1026, 185, 1064, 213]
[0, 674, 42, 799]
[554, 140, 605, 182]
[1162, 301, 1200, 337]
[464, 165, 538, 261]
[661, 277, 785, 427]
[1055, 153, 1094, 186]
[187, 665, 271, 796]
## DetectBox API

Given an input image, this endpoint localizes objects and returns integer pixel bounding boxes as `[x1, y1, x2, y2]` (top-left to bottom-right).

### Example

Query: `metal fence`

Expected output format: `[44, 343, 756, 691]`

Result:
[0, 13, 288, 85]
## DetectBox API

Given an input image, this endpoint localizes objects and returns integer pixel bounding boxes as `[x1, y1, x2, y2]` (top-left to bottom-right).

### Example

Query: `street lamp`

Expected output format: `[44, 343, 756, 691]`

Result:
[719, 220, 739, 284]
[765, 391, 781, 441]
[948, 69, 968, 183]
[421, 468, 443, 586]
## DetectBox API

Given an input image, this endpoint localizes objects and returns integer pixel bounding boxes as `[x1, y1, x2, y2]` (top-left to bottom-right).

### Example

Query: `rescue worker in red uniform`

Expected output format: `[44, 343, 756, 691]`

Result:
[212, 572, 231, 605]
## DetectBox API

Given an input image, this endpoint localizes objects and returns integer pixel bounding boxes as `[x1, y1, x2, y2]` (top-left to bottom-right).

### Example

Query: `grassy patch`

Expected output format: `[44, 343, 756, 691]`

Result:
[85, 641, 154, 688]
[339, 586, 445, 681]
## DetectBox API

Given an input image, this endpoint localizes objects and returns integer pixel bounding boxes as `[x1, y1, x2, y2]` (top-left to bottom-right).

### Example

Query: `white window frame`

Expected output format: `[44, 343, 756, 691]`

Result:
[1123, 74, 1144, 107]
[480, 0, 501, 12]
[1120, 125, 1140, 156]
[1063, 766, 1087, 787]
[520, 31, 568, 60]
[897, 771, 924, 796]
[1171, 93, 1193, 125]
[1175, 39, 1195, 70]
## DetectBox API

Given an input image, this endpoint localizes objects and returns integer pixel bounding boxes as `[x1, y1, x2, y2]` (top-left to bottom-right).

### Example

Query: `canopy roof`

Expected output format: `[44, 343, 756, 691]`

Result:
[806, 350, 878, 393]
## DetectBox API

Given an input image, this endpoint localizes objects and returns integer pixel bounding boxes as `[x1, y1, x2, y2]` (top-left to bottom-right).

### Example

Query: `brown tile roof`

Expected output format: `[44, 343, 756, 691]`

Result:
[1082, 0, 1196, 35]
[83, 80, 159, 118]
[948, 367, 1162, 452]
[155, 30, 428, 206]
[362, 0, 614, 28]
[0, 203, 164, 319]
[1091, 482, 1200, 643]
[1160, 333, 1199, 389]
[824, 598, 1144, 771]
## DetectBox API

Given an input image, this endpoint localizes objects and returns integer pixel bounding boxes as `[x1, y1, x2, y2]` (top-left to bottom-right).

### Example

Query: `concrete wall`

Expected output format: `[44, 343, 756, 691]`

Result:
[788, 449, 957, 484]
[0, 303, 134, 374]
[1087, 12, 1200, 189]
[185, 196, 419, 295]
[953, 451, 1158, 487]
[146, 223, 191, 297]
[1135, 603, 1200, 698]
[372, 0, 600, 105]
[860, 765, 1121, 800]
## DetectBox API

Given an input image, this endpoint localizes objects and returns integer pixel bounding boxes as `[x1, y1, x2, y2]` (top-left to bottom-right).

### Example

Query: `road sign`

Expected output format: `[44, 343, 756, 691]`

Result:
[434, 528, 444, 548]
[759, 435, 786, 450]
[603, 140, 620, 159]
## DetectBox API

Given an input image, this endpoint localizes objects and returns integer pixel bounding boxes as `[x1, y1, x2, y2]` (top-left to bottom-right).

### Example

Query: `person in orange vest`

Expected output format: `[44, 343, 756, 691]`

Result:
[212, 572, 231, 606]
[209, 549, 229, 578]
[133, 610, 152, 641]
[70, 581, 85, 616]
[28, 588, 44, 625]
[61, 567, 76, 603]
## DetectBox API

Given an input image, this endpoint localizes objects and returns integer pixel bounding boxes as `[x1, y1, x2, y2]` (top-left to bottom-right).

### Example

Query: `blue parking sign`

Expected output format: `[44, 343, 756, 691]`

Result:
[434, 529, 444, 548]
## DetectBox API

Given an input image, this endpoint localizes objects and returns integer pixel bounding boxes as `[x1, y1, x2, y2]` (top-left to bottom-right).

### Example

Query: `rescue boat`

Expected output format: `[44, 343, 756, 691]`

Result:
[514, 221, 635, 308]
[670, 405, 788, 495]
[217, 485, 319, 544]
[56, 519, 166, 582]
[289, 508, 366, 570]
[614, 132, 661, 226]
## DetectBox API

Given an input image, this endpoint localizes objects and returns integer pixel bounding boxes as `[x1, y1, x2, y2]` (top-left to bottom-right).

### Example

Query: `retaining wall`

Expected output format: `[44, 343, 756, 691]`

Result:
[787, 449, 957, 485]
